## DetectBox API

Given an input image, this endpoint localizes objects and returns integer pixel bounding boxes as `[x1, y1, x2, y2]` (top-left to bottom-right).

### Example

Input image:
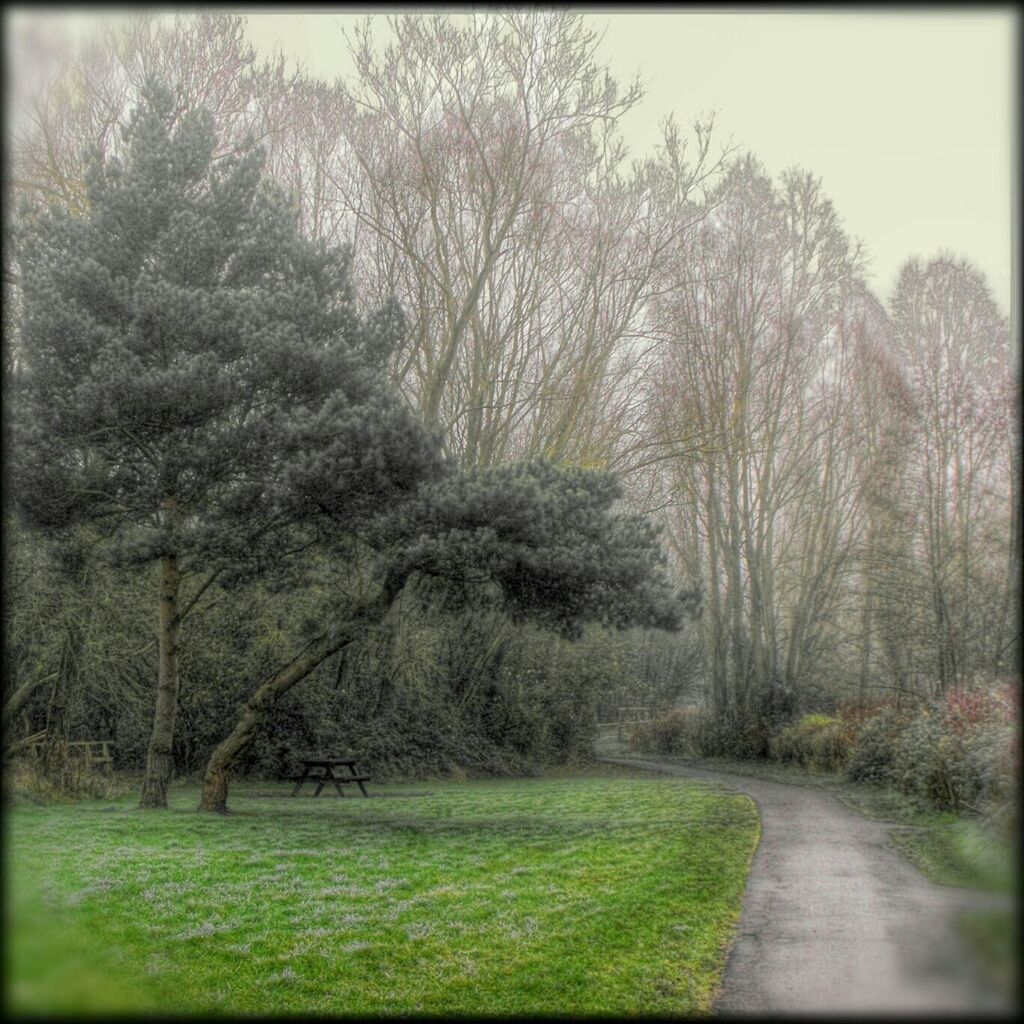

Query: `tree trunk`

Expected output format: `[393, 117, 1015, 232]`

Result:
[198, 583, 398, 813]
[3, 673, 57, 738]
[40, 621, 82, 791]
[197, 636, 354, 813]
[139, 553, 181, 809]
[705, 479, 727, 716]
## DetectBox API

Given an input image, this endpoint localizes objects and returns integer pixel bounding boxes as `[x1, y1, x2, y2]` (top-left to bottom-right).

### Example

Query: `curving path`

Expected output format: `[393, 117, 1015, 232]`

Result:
[600, 754, 1014, 1015]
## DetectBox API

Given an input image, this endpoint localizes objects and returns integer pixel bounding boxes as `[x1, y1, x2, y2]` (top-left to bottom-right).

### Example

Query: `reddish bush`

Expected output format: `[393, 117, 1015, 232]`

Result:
[942, 682, 1019, 736]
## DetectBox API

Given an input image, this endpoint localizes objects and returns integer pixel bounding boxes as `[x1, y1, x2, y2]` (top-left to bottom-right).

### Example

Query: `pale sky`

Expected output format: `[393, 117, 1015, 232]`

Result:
[7, 8, 1017, 318]
[240, 8, 1016, 320]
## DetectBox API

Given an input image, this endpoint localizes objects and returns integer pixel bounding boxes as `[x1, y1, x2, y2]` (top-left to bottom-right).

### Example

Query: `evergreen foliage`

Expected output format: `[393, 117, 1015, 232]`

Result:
[390, 460, 689, 638]
[8, 80, 441, 806]
[9, 80, 691, 809]
[10, 80, 439, 569]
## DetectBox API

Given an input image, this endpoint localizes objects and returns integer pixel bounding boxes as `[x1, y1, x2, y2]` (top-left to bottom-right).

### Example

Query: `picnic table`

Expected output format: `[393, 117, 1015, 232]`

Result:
[289, 757, 371, 798]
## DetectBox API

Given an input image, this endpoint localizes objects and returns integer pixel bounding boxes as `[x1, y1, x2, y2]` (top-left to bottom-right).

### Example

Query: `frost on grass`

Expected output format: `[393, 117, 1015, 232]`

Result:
[66, 879, 123, 906]
[423, 884, 463, 898]
[340, 940, 371, 954]
[319, 884, 367, 897]
[145, 954, 169, 976]
[141, 880, 195, 904]
[265, 967, 298, 985]
[505, 915, 540, 939]
[374, 878, 410, 892]
[40, 881, 62, 908]
[174, 921, 234, 941]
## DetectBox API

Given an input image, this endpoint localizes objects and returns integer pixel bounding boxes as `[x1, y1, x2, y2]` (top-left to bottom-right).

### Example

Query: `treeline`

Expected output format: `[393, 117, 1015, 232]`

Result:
[6, 523, 694, 784]
[4, 12, 1017, 791]
[5, 55, 694, 809]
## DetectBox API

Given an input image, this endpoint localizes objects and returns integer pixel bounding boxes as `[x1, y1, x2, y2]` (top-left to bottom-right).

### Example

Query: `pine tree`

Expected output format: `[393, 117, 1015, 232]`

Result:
[10, 82, 441, 808]
[11, 81, 689, 817]
[197, 457, 688, 812]
[389, 459, 688, 638]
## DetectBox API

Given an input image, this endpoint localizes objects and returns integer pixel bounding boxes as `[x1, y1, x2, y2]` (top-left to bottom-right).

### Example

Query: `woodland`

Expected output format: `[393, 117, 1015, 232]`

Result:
[4, 13, 1018, 819]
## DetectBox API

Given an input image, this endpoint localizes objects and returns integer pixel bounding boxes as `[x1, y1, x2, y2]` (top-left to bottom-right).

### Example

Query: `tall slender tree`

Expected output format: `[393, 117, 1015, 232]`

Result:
[890, 255, 1013, 692]
[648, 156, 864, 729]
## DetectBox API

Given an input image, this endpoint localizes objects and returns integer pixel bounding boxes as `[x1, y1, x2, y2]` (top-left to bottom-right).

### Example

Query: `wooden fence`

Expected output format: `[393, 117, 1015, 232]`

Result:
[595, 705, 671, 742]
[26, 735, 116, 773]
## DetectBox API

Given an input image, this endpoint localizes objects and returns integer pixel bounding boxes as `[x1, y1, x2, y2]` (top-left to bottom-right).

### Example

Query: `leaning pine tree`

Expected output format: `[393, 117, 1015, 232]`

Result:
[10, 82, 441, 808]
[198, 458, 690, 813]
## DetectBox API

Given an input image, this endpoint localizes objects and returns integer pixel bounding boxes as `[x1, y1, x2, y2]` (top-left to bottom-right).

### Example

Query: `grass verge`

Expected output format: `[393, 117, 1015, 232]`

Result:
[888, 820, 1016, 894]
[6, 771, 758, 1016]
[956, 909, 1018, 1000]
[653, 755, 1016, 891]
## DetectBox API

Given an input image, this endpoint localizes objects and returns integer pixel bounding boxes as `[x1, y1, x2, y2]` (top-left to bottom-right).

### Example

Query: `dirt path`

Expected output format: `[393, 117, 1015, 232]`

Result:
[600, 755, 1013, 1015]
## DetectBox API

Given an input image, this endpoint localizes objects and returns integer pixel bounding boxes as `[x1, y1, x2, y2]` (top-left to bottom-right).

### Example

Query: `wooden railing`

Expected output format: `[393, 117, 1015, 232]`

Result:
[595, 705, 671, 742]
[28, 738, 115, 772]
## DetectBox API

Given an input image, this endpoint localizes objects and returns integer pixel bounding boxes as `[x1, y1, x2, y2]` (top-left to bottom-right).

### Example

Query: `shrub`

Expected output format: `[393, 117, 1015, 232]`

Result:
[630, 705, 775, 760]
[845, 707, 914, 786]
[844, 685, 1019, 821]
[769, 714, 851, 772]
[630, 709, 701, 757]
[696, 685, 797, 760]
[962, 723, 1017, 819]
[891, 707, 1008, 814]
[891, 710, 959, 808]
[836, 696, 913, 727]
[941, 684, 1019, 828]
[3, 752, 133, 804]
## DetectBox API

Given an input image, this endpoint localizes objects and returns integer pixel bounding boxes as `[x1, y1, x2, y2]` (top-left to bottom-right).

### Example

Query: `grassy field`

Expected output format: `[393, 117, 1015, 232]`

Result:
[888, 820, 1017, 893]
[6, 770, 759, 1016]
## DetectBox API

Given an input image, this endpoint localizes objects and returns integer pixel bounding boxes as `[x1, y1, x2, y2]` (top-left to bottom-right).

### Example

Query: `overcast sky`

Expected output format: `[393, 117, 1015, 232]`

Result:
[242, 9, 1016, 319]
[8, 8, 1016, 318]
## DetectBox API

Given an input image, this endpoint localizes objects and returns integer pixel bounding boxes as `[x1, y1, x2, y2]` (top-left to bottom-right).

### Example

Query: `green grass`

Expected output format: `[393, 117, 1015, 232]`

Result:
[889, 821, 1016, 894]
[657, 754, 1017, 892]
[957, 909, 1018, 1000]
[641, 752, 1018, 883]
[6, 771, 759, 1016]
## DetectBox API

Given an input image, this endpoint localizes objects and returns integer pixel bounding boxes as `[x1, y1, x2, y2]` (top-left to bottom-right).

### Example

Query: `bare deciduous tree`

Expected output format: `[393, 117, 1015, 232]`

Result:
[890, 255, 1013, 693]
[648, 156, 865, 724]
[328, 12, 719, 469]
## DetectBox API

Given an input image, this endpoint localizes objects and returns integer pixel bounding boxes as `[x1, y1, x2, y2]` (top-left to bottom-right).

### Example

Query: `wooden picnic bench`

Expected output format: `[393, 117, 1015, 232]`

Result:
[288, 758, 371, 798]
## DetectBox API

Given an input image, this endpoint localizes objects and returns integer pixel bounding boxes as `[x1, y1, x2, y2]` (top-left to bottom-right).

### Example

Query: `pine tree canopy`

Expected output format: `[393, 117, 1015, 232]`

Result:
[10, 81, 442, 575]
[385, 459, 686, 638]
[10, 80, 686, 639]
